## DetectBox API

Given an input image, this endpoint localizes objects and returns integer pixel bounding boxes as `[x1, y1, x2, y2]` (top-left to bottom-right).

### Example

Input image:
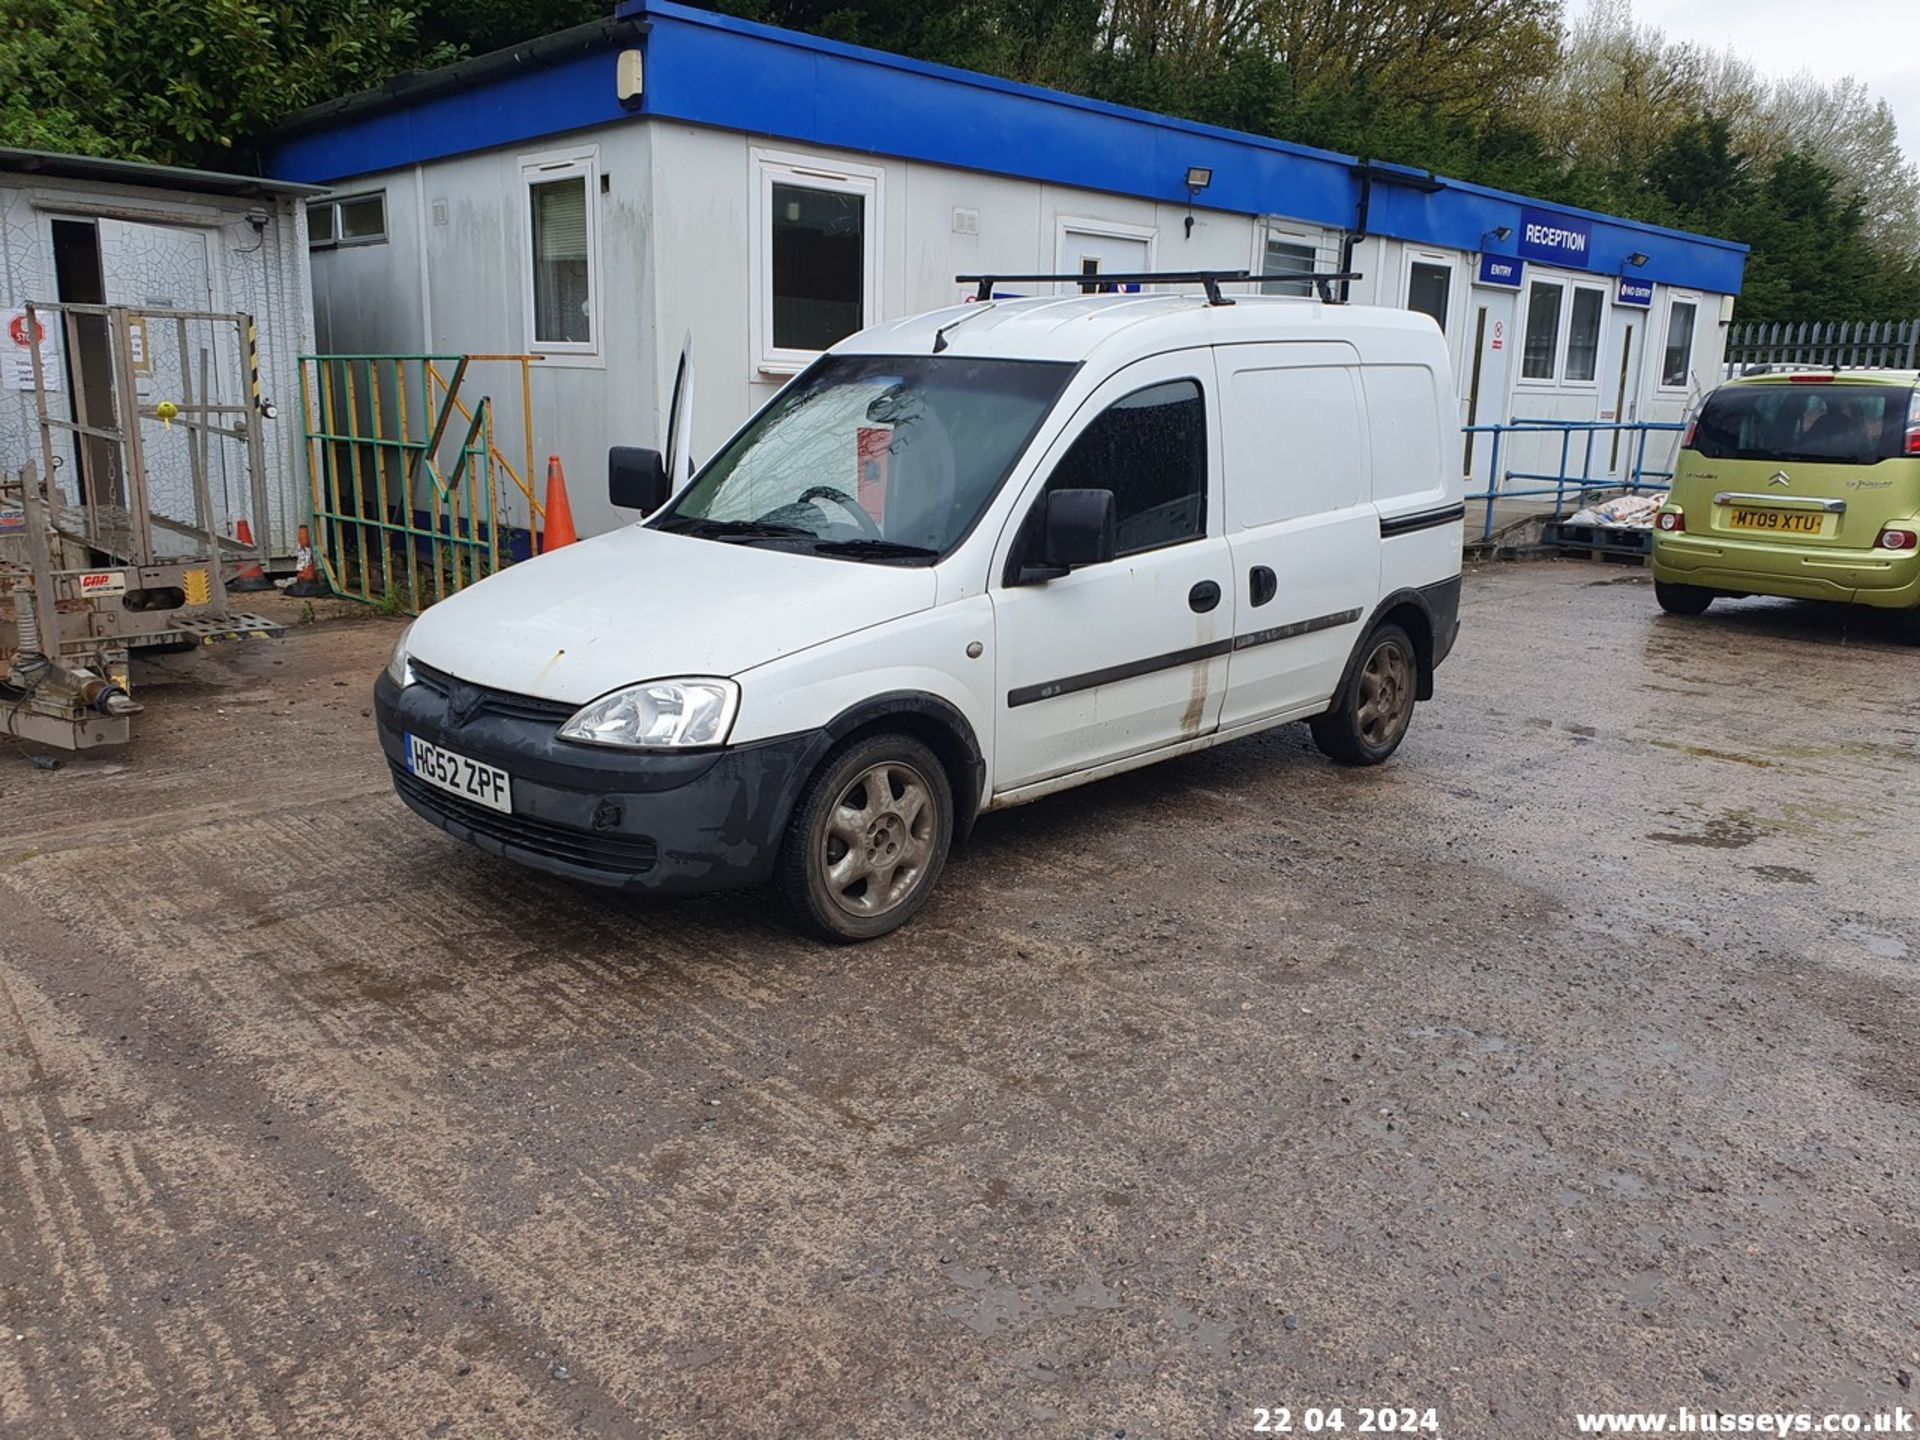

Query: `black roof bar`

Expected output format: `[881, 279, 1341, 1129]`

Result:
[954, 269, 1363, 306]
[958, 270, 1250, 305]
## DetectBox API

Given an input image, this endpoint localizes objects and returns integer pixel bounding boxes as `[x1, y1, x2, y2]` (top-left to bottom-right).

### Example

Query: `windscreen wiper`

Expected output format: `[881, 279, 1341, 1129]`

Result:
[660, 516, 813, 542]
[810, 538, 941, 561]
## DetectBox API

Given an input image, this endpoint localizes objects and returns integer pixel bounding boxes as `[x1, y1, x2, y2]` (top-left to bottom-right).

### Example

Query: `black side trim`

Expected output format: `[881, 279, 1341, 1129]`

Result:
[1233, 608, 1362, 652]
[1379, 503, 1466, 538]
[1007, 638, 1232, 708]
[1006, 608, 1361, 710]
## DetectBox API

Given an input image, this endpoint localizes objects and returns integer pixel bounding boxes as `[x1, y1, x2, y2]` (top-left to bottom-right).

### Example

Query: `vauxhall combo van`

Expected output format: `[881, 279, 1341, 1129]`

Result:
[375, 281, 1465, 940]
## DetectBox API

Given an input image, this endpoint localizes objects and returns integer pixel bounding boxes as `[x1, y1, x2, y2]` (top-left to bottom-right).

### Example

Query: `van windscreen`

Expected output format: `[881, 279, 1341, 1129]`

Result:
[655, 354, 1074, 563]
[1690, 383, 1915, 466]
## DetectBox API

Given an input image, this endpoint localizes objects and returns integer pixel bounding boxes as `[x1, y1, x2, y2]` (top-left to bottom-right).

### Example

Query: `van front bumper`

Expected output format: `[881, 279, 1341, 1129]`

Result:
[373, 670, 827, 895]
[1652, 533, 1920, 608]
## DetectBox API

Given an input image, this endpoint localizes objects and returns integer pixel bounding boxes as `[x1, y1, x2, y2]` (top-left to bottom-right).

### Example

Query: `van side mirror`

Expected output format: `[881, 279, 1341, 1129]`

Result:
[1043, 488, 1117, 571]
[609, 446, 669, 514]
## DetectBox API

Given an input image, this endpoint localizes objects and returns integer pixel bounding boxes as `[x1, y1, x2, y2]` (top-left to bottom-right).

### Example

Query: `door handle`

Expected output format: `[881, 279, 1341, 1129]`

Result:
[1188, 580, 1221, 613]
[1249, 566, 1277, 608]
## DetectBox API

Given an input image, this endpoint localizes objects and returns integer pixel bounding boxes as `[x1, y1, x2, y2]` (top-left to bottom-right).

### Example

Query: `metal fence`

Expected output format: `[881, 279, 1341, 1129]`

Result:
[1724, 318, 1920, 375]
[299, 354, 543, 614]
[1463, 418, 1687, 541]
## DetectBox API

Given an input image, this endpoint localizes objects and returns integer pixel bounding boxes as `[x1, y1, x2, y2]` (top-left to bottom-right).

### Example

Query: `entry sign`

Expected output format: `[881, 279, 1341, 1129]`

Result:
[1616, 276, 1654, 308]
[1477, 253, 1522, 288]
[1517, 208, 1592, 268]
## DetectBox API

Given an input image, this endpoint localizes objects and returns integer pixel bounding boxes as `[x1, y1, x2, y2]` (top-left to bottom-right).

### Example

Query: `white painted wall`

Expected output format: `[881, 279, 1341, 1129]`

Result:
[305, 115, 1736, 541]
[1355, 235, 1731, 499]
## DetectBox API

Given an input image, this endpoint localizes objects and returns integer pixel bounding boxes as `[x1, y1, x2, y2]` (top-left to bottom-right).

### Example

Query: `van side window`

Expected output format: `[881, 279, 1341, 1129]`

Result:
[1018, 379, 1207, 564]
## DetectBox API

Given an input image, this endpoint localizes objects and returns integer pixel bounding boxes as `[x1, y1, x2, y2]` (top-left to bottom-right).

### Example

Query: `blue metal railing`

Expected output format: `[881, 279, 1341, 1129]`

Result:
[1462, 418, 1687, 540]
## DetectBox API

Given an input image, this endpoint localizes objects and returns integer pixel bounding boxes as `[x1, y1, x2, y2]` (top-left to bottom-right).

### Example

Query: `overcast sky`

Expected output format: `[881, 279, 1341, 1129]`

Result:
[1620, 0, 1920, 164]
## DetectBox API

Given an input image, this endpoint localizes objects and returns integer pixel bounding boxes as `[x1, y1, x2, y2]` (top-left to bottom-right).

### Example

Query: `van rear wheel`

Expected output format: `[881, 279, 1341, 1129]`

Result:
[776, 732, 953, 943]
[1655, 581, 1714, 615]
[1310, 623, 1417, 767]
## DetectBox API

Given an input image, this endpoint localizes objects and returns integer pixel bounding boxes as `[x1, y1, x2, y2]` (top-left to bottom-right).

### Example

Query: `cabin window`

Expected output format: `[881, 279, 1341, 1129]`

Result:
[521, 150, 600, 356]
[752, 151, 883, 374]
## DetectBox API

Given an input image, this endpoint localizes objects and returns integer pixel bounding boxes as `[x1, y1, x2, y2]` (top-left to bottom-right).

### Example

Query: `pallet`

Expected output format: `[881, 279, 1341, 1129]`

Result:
[1543, 520, 1653, 564]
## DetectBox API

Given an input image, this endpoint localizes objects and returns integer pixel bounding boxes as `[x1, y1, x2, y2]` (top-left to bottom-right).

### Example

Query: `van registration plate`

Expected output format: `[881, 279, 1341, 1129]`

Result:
[1728, 508, 1826, 536]
[406, 733, 513, 813]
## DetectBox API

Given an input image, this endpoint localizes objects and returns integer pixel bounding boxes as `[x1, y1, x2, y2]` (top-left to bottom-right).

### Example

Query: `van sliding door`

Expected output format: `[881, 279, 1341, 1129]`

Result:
[1214, 342, 1377, 728]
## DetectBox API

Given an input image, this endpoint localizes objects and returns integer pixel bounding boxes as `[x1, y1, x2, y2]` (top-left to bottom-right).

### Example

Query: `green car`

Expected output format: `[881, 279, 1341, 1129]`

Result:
[1652, 370, 1920, 623]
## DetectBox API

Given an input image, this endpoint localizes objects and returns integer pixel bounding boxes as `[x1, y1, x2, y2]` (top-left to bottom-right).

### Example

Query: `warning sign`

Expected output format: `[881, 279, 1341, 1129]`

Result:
[4, 309, 59, 392]
[1491, 319, 1505, 352]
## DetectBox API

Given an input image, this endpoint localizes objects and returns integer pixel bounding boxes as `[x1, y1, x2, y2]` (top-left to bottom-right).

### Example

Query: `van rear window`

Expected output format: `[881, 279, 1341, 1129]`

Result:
[1690, 383, 1915, 465]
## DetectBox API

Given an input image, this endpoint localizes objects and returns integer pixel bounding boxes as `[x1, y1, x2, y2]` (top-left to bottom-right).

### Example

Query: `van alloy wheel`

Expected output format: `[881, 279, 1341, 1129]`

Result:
[778, 732, 954, 942]
[822, 760, 938, 918]
[1356, 638, 1414, 750]
[1309, 622, 1418, 766]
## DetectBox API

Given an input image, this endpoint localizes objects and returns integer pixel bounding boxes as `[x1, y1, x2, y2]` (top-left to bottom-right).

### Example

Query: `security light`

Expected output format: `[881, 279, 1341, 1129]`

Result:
[1484, 225, 1512, 244]
[1184, 166, 1213, 238]
[1628, 251, 1650, 267]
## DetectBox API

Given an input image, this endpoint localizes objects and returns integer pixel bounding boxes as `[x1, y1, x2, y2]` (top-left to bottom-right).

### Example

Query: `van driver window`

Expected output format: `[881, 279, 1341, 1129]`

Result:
[1028, 379, 1207, 557]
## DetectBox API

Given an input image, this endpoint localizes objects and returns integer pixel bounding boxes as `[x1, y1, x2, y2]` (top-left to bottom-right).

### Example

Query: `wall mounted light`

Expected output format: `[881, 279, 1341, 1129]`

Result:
[1481, 225, 1513, 247]
[1184, 166, 1213, 238]
[1627, 251, 1650, 267]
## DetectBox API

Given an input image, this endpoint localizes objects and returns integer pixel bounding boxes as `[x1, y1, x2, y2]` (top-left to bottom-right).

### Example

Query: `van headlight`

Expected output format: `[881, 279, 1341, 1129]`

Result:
[558, 678, 739, 749]
[386, 623, 414, 688]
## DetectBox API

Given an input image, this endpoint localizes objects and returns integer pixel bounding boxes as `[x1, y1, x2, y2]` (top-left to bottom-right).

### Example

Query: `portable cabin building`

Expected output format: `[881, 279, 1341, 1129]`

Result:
[270, 2, 1748, 541]
[0, 149, 320, 557]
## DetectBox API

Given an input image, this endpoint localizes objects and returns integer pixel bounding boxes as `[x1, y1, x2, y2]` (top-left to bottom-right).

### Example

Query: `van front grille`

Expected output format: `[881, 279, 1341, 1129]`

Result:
[392, 765, 657, 875]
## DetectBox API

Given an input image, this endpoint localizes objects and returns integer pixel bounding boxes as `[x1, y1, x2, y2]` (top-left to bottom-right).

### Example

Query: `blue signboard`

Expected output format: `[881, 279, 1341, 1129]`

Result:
[1518, 208, 1592, 268]
[1477, 253, 1522, 288]
[1616, 276, 1654, 307]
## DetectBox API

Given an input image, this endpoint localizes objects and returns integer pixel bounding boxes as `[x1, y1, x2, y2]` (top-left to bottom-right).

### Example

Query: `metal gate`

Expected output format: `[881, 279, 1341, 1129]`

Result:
[25, 300, 273, 574]
[298, 354, 543, 614]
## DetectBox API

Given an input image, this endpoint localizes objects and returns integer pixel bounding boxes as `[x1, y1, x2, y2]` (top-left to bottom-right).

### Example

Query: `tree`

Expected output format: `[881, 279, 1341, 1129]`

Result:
[1748, 76, 1920, 260]
[0, 0, 609, 169]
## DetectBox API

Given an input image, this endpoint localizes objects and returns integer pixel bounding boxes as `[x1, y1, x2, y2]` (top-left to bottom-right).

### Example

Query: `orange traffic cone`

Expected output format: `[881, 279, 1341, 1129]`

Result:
[285, 523, 331, 598]
[541, 455, 578, 553]
[230, 518, 272, 591]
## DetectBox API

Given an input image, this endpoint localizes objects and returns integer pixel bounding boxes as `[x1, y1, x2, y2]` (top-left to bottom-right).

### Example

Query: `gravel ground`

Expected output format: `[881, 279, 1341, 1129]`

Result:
[1, 560, 1915, 1439]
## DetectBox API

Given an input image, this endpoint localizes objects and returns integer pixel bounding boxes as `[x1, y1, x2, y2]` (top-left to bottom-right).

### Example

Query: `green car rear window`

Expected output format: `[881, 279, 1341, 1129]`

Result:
[1692, 383, 1915, 466]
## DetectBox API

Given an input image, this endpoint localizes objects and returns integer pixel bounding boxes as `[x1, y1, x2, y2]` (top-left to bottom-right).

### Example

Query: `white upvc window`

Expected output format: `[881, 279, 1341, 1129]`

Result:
[307, 192, 386, 249]
[750, 149, 883, 375]
[520, 147, 601, 360]
[1519, 274, 1608, 386]
[1660, 295, 1700, 391]
[1258, 223, 1321, 296]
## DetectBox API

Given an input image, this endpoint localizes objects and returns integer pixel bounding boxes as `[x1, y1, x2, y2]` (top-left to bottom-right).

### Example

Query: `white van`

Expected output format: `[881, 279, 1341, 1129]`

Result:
[375, 279, 1464, 940]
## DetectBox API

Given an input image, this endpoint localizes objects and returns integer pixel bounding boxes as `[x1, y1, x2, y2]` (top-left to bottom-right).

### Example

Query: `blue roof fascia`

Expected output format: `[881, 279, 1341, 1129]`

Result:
[1367, 183, 1748, 296]
[266, 0, 1746, 295]
[626, 0, 1360, 228]
[270, 47, 635, 184]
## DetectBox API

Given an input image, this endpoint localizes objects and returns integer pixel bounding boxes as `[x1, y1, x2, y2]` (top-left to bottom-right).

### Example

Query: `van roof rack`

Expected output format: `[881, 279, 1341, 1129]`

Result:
[955, 270, 1363, 307]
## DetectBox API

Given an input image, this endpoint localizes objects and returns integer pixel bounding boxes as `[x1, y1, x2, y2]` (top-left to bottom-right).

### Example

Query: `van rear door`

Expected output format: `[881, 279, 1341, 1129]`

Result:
[1677, 379, 1920, 545]
[1214, 343, 1377, 728]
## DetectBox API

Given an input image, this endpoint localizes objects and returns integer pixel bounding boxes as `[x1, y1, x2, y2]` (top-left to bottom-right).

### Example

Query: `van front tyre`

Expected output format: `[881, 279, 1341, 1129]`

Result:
[1655, 581, 1714, 615]
[776, 732, 953, 942]
[1310, 624, 1417, 766]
